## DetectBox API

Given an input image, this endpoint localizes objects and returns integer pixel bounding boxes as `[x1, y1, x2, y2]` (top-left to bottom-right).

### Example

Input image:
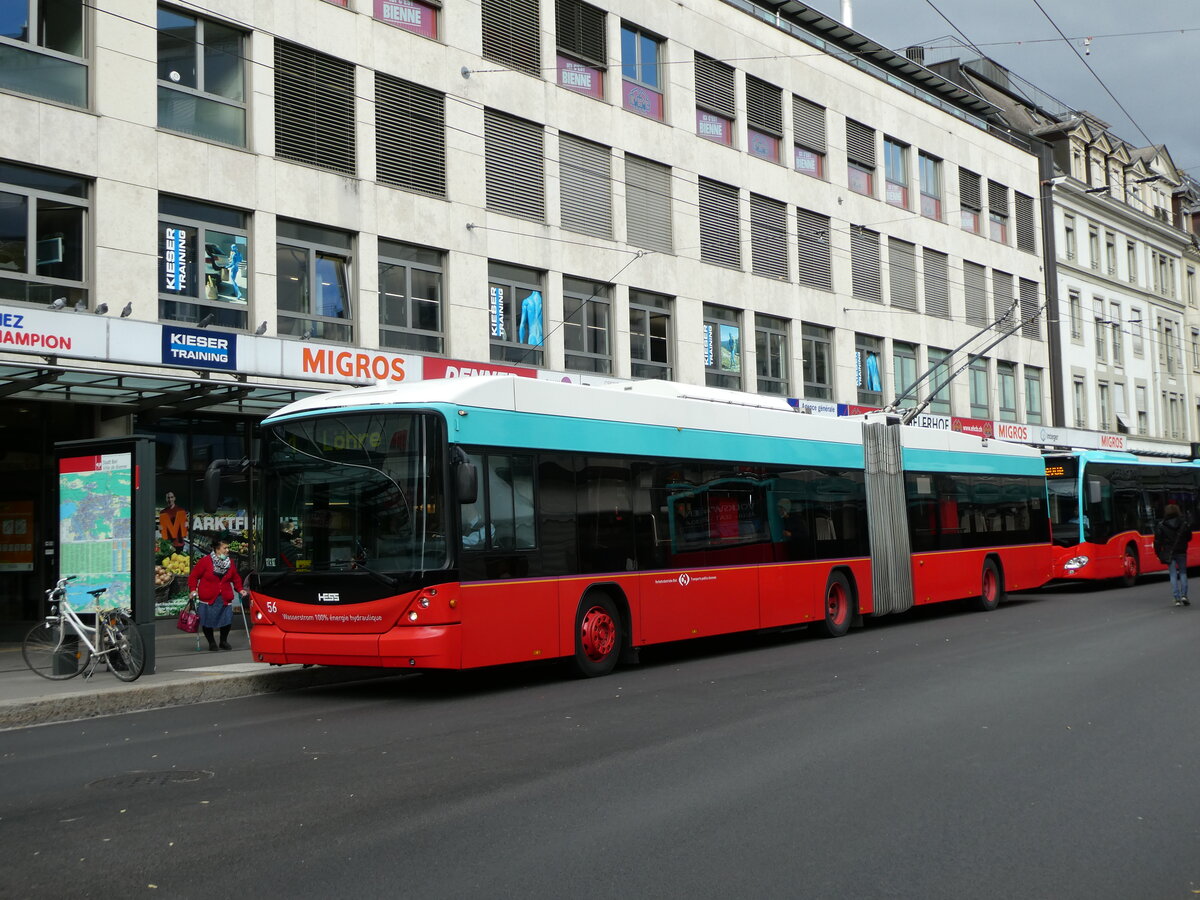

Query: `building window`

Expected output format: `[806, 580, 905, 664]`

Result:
[750, 194, 787, 280]
[158, 195, 248, 329]
[703, 304, 741, 389]
[562, 276, 611, 373]
[802, 324, 832, 400]
[560, 133, 612, 238]
[694, 53, 734, 146]
[1188, 266, 1197, 308]
[1135, 385, 1147, 435]
[1063, 213, 1076, 260]
[555, 0, 604, 97]
[918, 152, 941, 220]
[378, 239, 443, 353]
[846, 120, 875, 196]
[1019, 278, 1042, 341]
[968, 356, 989, 418]
[488, 261, 544, 365]
[1127, 240, 1138, 284]
[276, 220, 353, 342]
[1094, 299, 1107, 363]
[485, 109, 545, 222]
[1191, 328, 1200, 372]
[755, 314, 788, 395]
[997, 361, 1017, 422]
[1088, 226, 1100, 271]
[893, 341, 917, 408]
[0, 160, 88, 306]
[959, 168, 981, 234]
[1072, 377, 1086, 429]
[1098, 381, 1111, 431]
[274, 41, 355, 175]
[481, 0, 540, 76]
[1130, 308, 1143, 356]
[1015, 192, 1035, 252]
[924, 249, 949, 319]
[0, 0, 87, 106]
[987, 180, 1008, 243]
[1068, 290, 1082, 340]
[698, 177, 740, 269]
[850, 226, 881, 303]
[884, 138, 908, 209]
[992, 270, 1013, 330]
[629, 289, 671, 379]
[963, 261, 987, 328]
[1105, 231, 1116, 276]
[1162, 320, 1177, 375]
[373, 0, 439, 37]
[745, 75, 782, 163]
[157, 7, 246, 147]
[624, 154, 672, 252]
[793, 96, 826, 178]
[1109, 302, 1123, 366]
[1024, 367, 1043, 425]
[620, 23, 662, 121]
[889, 238, 917, 311]
[855, 334, 883, 407]
[928, 348, 951, 415]
[796, 207, 832, 291]
[375, 74, 446, 198]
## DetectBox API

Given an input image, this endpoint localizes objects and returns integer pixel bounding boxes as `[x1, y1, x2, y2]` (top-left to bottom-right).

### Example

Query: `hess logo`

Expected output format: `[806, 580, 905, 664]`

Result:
[317, 592, 341, 603]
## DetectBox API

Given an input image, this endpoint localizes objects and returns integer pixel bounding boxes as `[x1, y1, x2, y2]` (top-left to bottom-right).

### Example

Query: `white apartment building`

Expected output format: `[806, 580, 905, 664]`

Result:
[0, 0, 1050, 630]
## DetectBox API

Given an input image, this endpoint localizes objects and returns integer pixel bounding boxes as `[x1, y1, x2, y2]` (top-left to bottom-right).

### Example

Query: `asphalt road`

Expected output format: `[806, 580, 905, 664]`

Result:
[3, 576, 1199, 899]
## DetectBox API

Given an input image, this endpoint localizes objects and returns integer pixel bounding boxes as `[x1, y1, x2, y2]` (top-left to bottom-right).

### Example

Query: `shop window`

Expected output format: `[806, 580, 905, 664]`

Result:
[629, 289, 671, 379]
[893, 341, 917, 408]
[755, 314, 788, 396]
[1025, 367, 1043, 424]
[928, 347, 951, 414]
[276, 219, 353, 343]
[158, 195, 249, 330]
[555, 0, 605, 97]
[620, 23, 662, 121]
[274, 40, 355, 175]
[969, 356, 990, 418]
[485, 109, 545, 222]
[0, 160, 88, 307]
[0, 0, 87, 107]
[489, 261, 544, 366]
[563, 276, 611, 373]
[855, 333, 883, 407]
[793, 96, 826, 178]
[379, 239, 443, 353]
[375, 73, 446, 198]
[802, 324, 832, 400]
[703, 303, 741, 390]
[997, 361, 1017, 422]
[157, 7, 246, 147]
[482, 0, 540, 77]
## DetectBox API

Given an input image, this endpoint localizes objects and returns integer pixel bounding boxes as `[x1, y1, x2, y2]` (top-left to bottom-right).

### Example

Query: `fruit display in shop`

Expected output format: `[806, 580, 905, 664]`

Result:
[155, 564, 173, 587]
[161, 553, 191, 576]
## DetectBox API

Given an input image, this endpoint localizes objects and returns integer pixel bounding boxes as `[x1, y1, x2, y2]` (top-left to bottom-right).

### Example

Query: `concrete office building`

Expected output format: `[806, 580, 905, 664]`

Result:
[0, 0, 1050, 632]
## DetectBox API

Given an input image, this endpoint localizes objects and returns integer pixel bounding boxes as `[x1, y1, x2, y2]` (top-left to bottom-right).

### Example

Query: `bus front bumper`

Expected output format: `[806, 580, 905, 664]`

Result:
[250, 623, 463, 669]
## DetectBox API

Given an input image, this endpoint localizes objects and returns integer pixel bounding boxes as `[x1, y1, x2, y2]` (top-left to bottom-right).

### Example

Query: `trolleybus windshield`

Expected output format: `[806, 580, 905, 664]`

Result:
[262, 412, 447, 576]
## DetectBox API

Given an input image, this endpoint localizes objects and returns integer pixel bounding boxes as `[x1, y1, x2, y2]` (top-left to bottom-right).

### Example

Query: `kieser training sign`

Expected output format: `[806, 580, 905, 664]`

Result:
[161, 325, 237, 370]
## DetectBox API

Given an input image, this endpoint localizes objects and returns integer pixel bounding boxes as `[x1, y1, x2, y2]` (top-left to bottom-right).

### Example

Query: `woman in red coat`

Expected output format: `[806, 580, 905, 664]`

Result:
[188, 538, 248, 651]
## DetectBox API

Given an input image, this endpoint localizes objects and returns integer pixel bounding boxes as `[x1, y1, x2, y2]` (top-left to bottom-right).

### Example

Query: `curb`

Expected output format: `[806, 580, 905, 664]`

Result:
[0, 666, 392, 731]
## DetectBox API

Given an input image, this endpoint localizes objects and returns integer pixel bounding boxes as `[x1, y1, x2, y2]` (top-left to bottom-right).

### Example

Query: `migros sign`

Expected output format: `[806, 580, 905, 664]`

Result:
[300, 347, 408, 383]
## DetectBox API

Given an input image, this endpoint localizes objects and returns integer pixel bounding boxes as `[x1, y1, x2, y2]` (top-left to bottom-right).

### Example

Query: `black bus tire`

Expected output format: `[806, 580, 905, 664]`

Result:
[974, 558, 1004, 612]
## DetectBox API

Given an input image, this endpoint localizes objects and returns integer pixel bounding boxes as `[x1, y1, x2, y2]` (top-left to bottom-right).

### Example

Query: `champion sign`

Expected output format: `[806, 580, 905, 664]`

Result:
[161, 325, 236, 371]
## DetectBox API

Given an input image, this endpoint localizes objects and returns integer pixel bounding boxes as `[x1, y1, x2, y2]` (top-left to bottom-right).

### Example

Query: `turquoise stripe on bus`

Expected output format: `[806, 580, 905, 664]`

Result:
[902, 447, 1044, 476]
[268, 402, 867, 467]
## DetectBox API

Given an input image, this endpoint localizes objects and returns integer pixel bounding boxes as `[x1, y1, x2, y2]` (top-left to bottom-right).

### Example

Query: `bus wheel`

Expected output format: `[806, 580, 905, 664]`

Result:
[818, 571, 853, 638]
[974, 559, 1004, 612]
[1119, 545, 1139, 588]
[574, 595, 621, 677]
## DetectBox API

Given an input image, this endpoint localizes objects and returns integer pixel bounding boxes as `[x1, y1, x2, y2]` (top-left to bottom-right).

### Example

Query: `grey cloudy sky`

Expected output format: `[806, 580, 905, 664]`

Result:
[807, 0, 1200, 176]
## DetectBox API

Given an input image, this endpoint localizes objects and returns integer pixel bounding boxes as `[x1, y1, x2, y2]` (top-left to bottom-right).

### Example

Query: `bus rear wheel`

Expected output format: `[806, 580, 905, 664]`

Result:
[818, 571, 853, 638]
[974, 558, 1004, 612]
[574, 595, 621, 677]
[1119, 545, 1139, 588]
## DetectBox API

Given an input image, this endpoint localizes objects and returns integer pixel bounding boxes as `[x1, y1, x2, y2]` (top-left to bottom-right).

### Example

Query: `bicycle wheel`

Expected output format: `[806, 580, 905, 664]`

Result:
[103, 613, 146, 682]
[22, 621, 91, 680]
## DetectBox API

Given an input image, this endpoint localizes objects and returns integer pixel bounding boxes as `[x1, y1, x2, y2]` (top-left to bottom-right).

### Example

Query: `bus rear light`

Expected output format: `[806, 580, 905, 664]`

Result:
[1063, 555, 1089, 571]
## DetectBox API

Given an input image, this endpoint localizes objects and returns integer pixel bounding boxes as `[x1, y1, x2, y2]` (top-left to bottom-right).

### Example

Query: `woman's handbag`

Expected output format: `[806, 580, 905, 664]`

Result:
[176, 600, 199, 633]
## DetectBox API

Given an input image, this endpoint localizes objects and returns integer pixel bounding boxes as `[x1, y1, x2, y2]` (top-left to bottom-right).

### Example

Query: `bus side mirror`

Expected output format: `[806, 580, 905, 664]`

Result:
[457, 463, 478, 505]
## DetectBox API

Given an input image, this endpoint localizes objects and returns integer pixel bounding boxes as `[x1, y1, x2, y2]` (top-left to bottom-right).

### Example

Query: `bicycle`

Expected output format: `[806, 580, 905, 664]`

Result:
[22, 576, 147, 682]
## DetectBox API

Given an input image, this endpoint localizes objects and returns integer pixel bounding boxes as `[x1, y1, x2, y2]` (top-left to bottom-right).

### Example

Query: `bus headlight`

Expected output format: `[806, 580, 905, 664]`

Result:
[408, 611, 419, 622]
[1063, 555, 1089, 571]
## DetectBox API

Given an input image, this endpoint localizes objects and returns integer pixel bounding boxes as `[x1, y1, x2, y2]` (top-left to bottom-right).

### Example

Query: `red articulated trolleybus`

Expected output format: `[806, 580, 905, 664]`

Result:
[1045, 450, 1200, 585]
[236, 377, 1052, 677]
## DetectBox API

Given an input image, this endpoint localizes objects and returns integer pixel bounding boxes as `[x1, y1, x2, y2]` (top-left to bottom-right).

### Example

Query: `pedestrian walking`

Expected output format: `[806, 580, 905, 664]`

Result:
[188, 538, 249, 649]
[1154, 503, 1192, 606]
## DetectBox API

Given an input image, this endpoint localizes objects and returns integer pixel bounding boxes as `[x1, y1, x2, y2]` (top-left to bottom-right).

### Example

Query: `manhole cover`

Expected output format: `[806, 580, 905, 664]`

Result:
[88, 770, 214, 789]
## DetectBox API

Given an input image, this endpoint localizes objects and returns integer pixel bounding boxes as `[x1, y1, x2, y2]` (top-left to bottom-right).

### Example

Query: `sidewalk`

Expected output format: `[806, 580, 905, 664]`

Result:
[0, 617, 386, 730]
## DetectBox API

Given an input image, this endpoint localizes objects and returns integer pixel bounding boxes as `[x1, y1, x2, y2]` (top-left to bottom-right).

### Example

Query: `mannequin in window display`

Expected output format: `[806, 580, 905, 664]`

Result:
[518, 290, 543, 345]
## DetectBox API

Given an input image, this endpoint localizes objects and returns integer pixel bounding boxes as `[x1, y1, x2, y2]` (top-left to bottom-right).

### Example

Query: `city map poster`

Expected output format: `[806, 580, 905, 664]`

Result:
[59, 453, 133, 612]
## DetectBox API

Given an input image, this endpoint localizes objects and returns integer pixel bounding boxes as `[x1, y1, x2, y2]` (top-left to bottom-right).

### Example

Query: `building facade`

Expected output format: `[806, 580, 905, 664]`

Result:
[0, 0, 1052, 632]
